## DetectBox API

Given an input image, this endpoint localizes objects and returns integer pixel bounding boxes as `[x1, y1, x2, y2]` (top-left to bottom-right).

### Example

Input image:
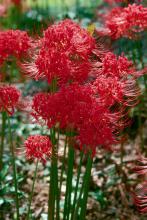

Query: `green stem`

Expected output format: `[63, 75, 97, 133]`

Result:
[80, 153, 93, 220]
[48, 128, 57, 220]
[136, 40, 146, 149]
[8, 116, 20, 220]
[48, 78, 58, 220]
[63, 146, 75, 220]
[56, 129, 60, 220]
[73, 152, 93, 220]
[0, 111, 7, 170]
[59, 136, 67, 191]
[27, 160, 39, 220]
[71, 151, 84, 220]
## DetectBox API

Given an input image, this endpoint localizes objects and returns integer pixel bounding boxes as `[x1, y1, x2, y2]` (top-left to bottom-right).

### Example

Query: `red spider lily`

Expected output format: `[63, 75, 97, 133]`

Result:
[25, 135, 52, 164]
[134, 181, 147, 213]
[32, 83, 94, 129]
[103, 4, 147, 39]
[32, 83, 124, 154]
[24, 19, 96, 85]
[0, 84, 20, 115]
[92, 52, 140, 107]
[0, 30, 31, 66]
[24, 20, 142, 155]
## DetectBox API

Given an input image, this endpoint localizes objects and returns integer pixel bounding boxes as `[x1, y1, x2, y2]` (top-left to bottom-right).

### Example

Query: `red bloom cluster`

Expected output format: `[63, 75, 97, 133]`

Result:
[92, 52, 140, 107]
[0, 84, 20, 115]
[32, 83, 118, 153]
[134, 157, 147, 213]
[0, 30, 31, 66]
[24, 19, 141, 155]
[25, 135, 52, 163]
[32, 51, 139, 152]
[26, 19, 95, 85]
[104, 4, 147, 39]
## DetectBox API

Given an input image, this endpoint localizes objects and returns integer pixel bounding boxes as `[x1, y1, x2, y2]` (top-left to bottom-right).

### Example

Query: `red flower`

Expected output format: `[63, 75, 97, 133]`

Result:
[31, 47, 141, 155]
[0, 30, 31, 65]
[32, 83, 121, 154]
[25, 19, 95, 85]
[104, 4, 147, 39]
[32, 84, 94, 128]
[0, 84, 20, 115]
[25, 135, 52, 163]
[92, 52, 140, 107]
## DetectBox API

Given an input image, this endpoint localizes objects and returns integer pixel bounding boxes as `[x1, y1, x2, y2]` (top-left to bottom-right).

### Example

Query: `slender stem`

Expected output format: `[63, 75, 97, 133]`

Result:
[8, 116, 20, 220]
[136, 40, 146, 149]
[48, 128, 57, 220]
[79, 153, 93, 220]
[27, 160, 39, 220]
[73, 152, 92, 220]
[56, 129, 60, 220]
[71, 151, 84, 220]
[48, 78, 58, 220]
[0, 111, 7, 170]
[59, 136, 67, 191]
[63, 145, 75, 220]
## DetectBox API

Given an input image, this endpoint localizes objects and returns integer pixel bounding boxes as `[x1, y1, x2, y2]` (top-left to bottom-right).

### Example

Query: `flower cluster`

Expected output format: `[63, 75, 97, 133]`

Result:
[28, 19, 140, 154]
[133, 157, 147, 213]
[92, 52, 140, 107]
[104, 4, 147, 39]
[0, 30, 31, 66]
[32, 83, 118, 154]
[25, 19, 96, 85]
[25, 135, 52, 163]
[0, 84, 20, 115]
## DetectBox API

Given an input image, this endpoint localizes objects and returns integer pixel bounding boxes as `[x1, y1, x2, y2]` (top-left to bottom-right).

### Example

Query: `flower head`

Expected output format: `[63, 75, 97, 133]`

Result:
[25, 135, 52, 163]
[0, 30, 31, 66]
[92, 52, 140, 107]
[32, 83, 120, 154]
[104, 4, 147, 39]
[25, 19, 95, 85]
[0, 84, 20, 115]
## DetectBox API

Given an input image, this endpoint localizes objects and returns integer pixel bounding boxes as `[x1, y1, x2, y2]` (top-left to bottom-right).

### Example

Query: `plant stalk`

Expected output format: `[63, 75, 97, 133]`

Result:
[8, 116, 20, 220]
[27, 160, 39, 220]
[0, 111, 7, 170]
